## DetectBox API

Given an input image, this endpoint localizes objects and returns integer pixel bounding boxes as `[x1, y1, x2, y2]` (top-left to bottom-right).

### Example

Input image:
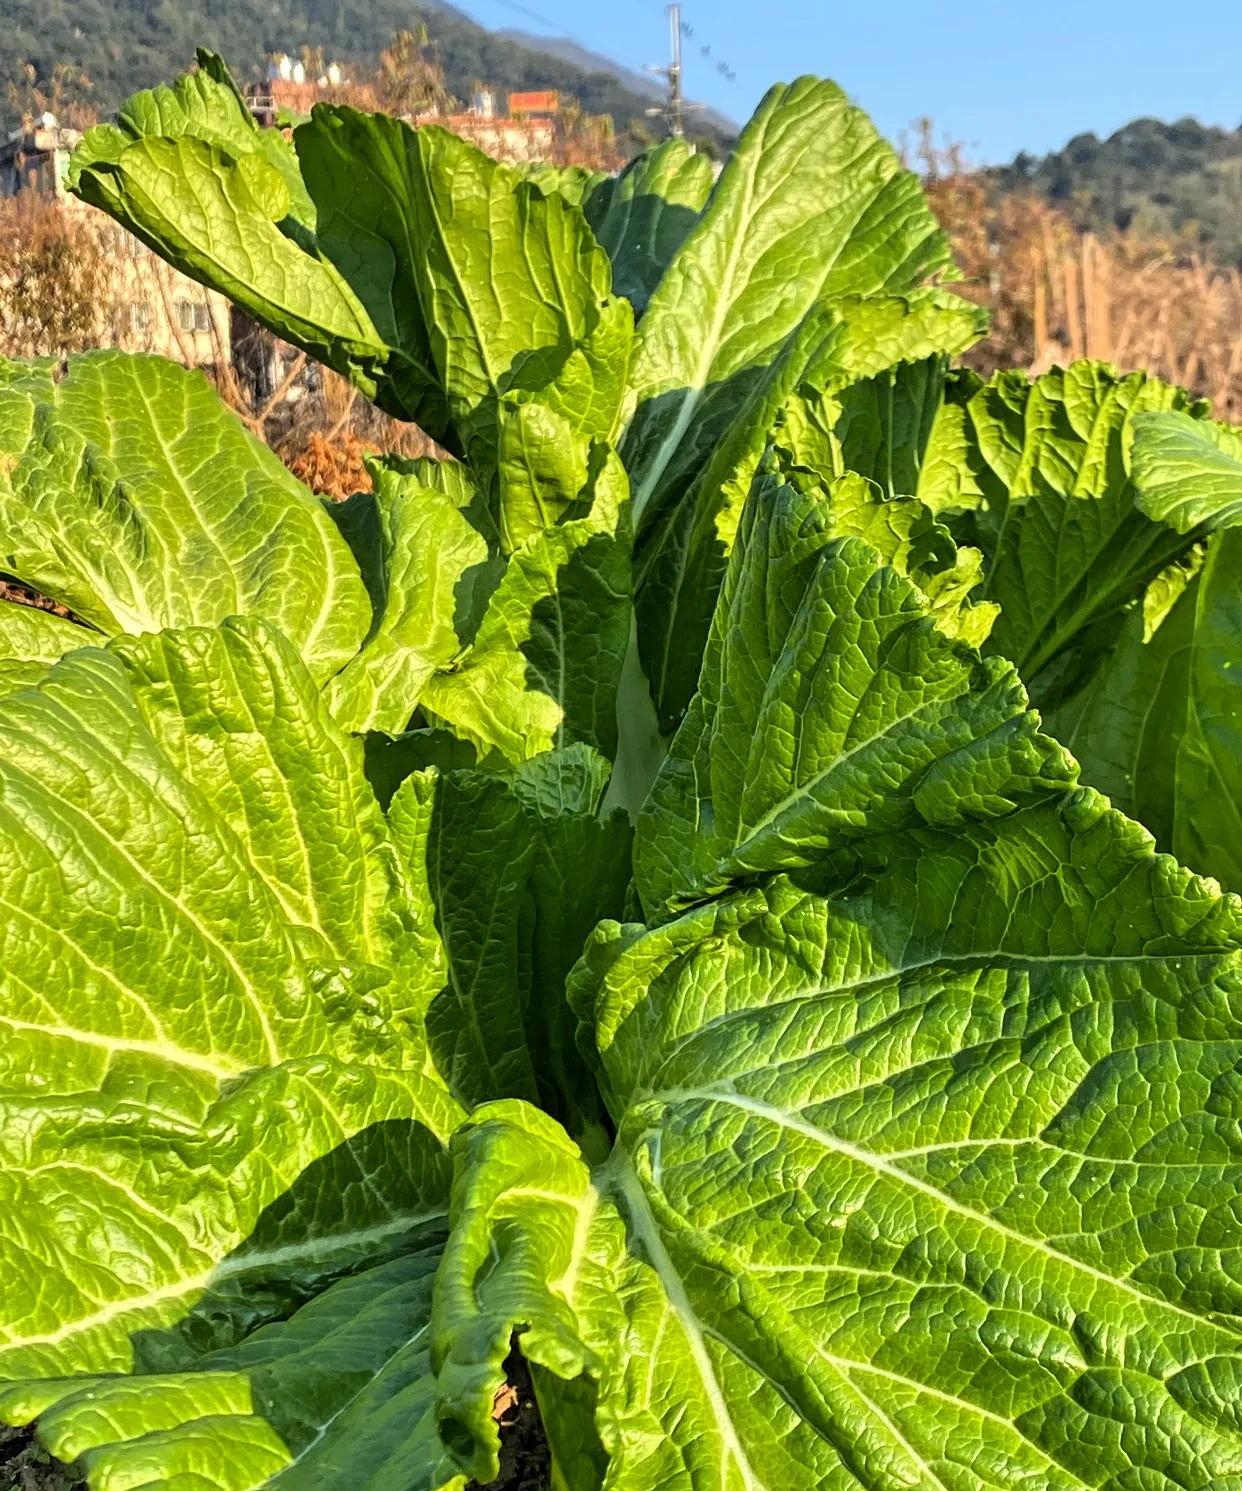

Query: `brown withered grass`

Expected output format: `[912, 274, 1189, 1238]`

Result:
[915, 125, 1242, 416]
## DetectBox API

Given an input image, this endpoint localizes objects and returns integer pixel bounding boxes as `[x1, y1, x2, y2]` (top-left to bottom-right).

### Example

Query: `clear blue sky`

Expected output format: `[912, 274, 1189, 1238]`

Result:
[454, 0, 1242, 163]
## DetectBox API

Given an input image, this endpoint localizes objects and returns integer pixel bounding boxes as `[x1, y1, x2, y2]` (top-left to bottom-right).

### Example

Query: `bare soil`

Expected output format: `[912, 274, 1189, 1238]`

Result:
[471, 1354, 551, 1491]
[0, 1360, 551, 1491]
[0, 1427, 80, 1490]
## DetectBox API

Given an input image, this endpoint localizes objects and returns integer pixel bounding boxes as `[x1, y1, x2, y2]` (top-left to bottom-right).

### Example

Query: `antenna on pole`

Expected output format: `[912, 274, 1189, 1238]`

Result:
[666, 3, 685, 138]
[646, 2, 690, 139]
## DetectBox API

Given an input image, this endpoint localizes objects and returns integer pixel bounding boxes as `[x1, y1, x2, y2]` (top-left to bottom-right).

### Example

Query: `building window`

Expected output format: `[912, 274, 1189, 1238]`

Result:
[176, 300, 211, 334]
[127, 303, 151, 335]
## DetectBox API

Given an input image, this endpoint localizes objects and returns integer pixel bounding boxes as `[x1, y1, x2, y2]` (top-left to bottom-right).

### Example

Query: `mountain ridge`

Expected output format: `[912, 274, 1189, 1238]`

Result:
[1, 0, 730, 145]
[993, 113, 1242, 266]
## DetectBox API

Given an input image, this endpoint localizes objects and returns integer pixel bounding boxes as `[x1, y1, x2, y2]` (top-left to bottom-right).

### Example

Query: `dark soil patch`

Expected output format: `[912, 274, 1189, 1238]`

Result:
[0, 1354, 551, 1491]
[469, 1351, 551, 1491]
[0, 1427, 80, 1491]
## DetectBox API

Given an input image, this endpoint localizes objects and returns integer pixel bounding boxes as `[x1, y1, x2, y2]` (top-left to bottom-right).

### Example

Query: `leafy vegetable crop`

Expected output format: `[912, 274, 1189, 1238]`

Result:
[0, 50, 1239, 1491]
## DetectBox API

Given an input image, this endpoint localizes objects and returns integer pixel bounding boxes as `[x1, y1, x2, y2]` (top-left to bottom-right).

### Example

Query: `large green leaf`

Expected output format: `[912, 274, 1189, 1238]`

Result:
[0, 619, 465, 1488]
[934, 363, 1208, 689]
[3, 1249, 462, 1491]
[583, 138, 716, 316]
[623, 77, 954, 532]
[430, 466, 1242, 1487]
[1131, 407, 1242, 532]
[634, 292, 986, 731]
[1045, 410, 1242, 892]
[0, 351, 369, 683]
[68, 49, 315, 226]
[70, 57, 631, 456]
[298, 106, 626, 473]
[390, 746, 630, 1134]
[0, 347, 629, 761]
[634, 463, 1072, 916]
[68, 56, 425, 426]
[437, 791, 1242, 1491]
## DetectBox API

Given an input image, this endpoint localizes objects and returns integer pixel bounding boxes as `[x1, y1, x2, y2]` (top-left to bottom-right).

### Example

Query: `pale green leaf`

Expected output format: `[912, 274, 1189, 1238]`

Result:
[0, 619, 463, 1488]
[437, 791, 1242, 1490]
[298, 109, 623, 467]
[634, 291, 984, 731]
[494, 297, 635, 554]
[70, 58, 630, 448]
[0, 600, 96, 698]
[635, 465, 1074, 916]
[71, 131, 400, 409]
[1131, 408, 1242, 532]
[68, 49, 316, 227]
[624, 77, 953, 530]
[0, 351, 370, 683]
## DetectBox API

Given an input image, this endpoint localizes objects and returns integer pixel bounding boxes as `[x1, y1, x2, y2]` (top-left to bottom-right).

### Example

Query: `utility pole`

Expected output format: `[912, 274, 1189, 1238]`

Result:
[666, 3, 686, 138]
[647, 3, 688, 139]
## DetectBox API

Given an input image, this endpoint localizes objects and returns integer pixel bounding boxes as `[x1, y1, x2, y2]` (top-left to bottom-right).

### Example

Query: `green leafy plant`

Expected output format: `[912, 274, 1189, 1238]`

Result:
[0, 52, 1240, 1491]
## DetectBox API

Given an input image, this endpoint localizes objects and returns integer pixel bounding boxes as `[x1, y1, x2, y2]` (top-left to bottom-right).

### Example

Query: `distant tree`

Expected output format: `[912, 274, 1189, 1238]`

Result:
[374, 26, 455, 117]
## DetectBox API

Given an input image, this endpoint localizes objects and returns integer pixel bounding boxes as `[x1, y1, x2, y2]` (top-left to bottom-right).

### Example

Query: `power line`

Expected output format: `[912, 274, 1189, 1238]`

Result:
[459, 0, 740, 134]
[466, 0, 575, 34]
[460, 0, 657, 85]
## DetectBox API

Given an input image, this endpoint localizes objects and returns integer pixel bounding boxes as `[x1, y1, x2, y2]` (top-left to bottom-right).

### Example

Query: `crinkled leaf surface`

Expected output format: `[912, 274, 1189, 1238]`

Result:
[635, 291, 985, 731]
[299, 107, 625, 472]
[623, 77, 953, 532]
[941, 363, 1208, 689]
[1044, 411, 1242, 892]
[492, 296, 634, 554]
[430, 469, 1242, 1489]
[912, 373, 1242, 896]
[0, 351, 369, 683]
[634, 464, 1073, 917]
[68, 49, 315, 227]
[71, 132, 397, 417]
[68, 60, 425, 426]
[583, 138, 716, 316]
[0, 346, 630, 763]
[6, 1248, 461, 1491]
[0, 601, 97, 698]
[1132, 408, 1242, 533]
[437, 788, 1242, 1491]
[0, 618, 466, 1489]
[71, 59, 629, 453]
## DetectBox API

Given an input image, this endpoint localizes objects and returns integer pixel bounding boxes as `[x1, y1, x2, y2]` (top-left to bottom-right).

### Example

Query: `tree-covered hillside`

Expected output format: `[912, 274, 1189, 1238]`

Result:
[2, 0, 685, 142]
[995, 115, 1242, 265]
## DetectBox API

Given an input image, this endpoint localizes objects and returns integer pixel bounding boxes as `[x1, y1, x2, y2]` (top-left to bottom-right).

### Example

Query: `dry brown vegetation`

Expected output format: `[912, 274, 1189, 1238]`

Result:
[277, 368, 440, 498]
[0, 195, 116, 357]
[915, 123, 1242, 416]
